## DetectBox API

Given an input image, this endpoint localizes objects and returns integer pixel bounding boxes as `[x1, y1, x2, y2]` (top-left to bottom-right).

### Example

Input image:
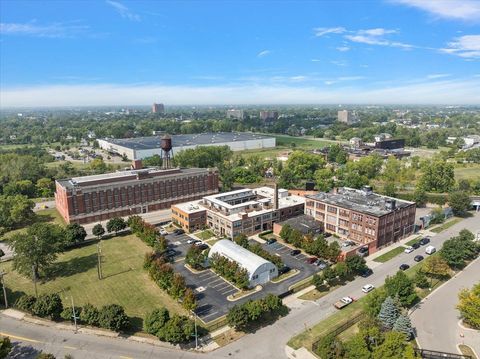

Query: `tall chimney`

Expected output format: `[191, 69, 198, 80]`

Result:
[274, 183, 279, 210]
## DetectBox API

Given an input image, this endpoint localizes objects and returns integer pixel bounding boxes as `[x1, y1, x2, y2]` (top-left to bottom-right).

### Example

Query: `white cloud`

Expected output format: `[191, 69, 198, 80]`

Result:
[2, 79, 479, 106]
[106, 0, 141, 21]
[313, 27, 346, 37]
[0, 22, 89, 38]
[311, 59, 321, 62]
[331, 60, 348, 67]
[336, 46, 350, 52]
[440, 35, 480, 58]
[345, 28, 413, 48]
[393, 0, 480, 21]
[289, 76, 308, 82]
[257, 50, 271, 57]
[427, 73, 451, 79]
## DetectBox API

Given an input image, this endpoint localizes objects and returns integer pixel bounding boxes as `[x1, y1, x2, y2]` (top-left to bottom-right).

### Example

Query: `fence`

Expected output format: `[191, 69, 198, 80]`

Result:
[414, 348, 472, 359]
[311, 312, 366, 354]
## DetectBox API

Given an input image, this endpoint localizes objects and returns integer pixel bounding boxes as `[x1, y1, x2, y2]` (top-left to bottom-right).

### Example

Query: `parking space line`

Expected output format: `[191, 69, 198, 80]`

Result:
[220, 288, 236, 295]
[214, 283, 232, 290]
[200, 311, 219, 320]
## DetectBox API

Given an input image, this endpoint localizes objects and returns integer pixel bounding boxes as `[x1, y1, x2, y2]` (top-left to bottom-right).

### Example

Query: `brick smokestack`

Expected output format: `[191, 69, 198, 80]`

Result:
[132, 160, 142, 170]
[274, 183, 279, 210]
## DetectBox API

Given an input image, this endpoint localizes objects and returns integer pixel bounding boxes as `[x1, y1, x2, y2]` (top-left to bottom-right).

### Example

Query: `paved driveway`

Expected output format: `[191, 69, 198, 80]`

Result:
[411, 257, 480, 356]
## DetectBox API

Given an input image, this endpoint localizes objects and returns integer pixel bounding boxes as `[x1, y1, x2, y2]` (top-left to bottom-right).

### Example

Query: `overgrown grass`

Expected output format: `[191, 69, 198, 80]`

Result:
[0, 234, 187, 331]
[373, 246, 406, 263]
[430, 217, 463, 233]
[454, 163, 480, 181]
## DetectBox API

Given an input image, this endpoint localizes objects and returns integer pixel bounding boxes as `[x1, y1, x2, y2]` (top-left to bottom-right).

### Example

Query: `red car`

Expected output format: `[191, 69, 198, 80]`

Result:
[306, 257, 318, 264]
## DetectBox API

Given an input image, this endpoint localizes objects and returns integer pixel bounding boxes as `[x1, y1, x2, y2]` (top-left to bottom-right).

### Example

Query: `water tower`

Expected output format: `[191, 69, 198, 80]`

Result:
[160, 134, 173, 169]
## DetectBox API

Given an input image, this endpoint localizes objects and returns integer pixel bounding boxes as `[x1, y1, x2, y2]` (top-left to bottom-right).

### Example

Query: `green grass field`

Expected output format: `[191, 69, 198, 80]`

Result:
[373, 246, 406, 263]
[0, 234, 186, 330]
[430, 217, 463, 233]
[454, 164, 480, 181]
[196, 229, 215, 240]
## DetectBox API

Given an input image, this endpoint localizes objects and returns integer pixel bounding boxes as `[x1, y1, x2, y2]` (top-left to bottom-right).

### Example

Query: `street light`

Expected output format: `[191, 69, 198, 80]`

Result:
[191, 310, 198, 350]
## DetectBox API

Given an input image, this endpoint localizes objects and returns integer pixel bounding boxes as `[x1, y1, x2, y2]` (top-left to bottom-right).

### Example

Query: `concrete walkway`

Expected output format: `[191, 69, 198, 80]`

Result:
[411, 257, 480, 356]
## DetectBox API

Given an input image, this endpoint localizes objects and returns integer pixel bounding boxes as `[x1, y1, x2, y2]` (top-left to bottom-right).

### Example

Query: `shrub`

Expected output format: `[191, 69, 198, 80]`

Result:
[15, 294, 37, 313]
[32, 293, 63, 320]
[160, 314, 195, 344]
[60, 306, 81, 322]
[80, 303, 99, 326]
[97, 304, 130, 331]
[144, 308, 170, 336]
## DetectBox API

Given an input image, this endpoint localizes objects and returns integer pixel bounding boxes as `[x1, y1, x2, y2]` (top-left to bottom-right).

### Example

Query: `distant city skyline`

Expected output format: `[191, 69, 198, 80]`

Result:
[1, 0, 479, 107]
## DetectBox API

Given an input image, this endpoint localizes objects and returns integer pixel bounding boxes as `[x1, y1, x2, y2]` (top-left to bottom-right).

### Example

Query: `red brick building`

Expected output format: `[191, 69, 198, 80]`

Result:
[55, 165, 219, 224]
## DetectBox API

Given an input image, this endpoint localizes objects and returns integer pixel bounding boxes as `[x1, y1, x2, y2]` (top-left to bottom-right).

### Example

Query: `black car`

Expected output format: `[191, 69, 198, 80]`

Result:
[399, 264, 410, 271]
[414, 255, 424, 262]
[278, 266, 291, 275]
[411, 242, 421, 250]
[174, 228, 185, 235]
[266, 238, 277, 245]
[359, 268, 373, 278]
[357, 246, 369, 257]
[164, 249, 178, 258]
[419, 237, 430, 245]
[290, 249, 301, 256]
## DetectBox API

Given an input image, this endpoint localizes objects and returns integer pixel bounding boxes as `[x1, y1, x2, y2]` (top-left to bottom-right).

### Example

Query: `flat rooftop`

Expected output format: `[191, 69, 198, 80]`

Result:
[278, 214, 322, 235]
[101, 132, 273, 151]
[307, 187, 414, 217]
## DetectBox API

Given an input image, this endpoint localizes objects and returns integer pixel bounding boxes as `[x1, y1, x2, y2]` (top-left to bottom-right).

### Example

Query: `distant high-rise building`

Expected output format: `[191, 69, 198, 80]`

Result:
[260, 110, 279, 124]
[152, 103, 165, 114]
[337, 110, 358, 124]
[226, 109, 244, 120]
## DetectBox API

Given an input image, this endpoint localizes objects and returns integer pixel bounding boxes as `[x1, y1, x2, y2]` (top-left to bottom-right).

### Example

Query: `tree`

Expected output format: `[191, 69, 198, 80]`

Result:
[144, 308, 170, 336]
[377, 296, 399, 330]
[64, 223, 87, 245]
[343, 333, 372, 359]
[9, 222, 66, 279]
[418, 159, 455, 193]
[32, 293, 63, 320]
[412, 186, 427, 207]
[182, 288, 197, 311]
[335, 262, 350, 281]
[314, 168, 335, 192]
[92, 223, 105, 239]
[363, 288, 387, 318]
[279, 224, 293, 242]
[0, 336, 12, 359]
[36, 178, 55, 197]
[372, 331, 410, 359]
[234, 234, 249, 248]
[322, 267, 337, 286]
[15, 294, 37, 313]
[448, 191, 471, 216]
[61, 306, 81, 322]
[284, 151, 325, 180]
[457, 282, 480, 329]
[160, 314, 195, 343]
[384, 271, 417, 307]
[97, 304, 130, 331]
[327, 241, 341, 263]
[414, 270, 429, 289]
[315, 333, 344, 359]
[358, 316, 384, 350]
[244, 299, 263, 321]
[80, 303, 99, 326]
[185, 245, 206, 270]
[0, 194, 35, 230]
[106, 217, 127, 235]
[423, 256, 450, 285]
[345, 255, 368, 275]
[226, 304, 250, 330]
[393, 315, 413, 340]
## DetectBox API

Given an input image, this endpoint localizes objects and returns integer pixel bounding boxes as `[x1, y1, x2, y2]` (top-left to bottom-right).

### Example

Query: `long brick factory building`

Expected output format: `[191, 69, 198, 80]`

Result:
[55, 136, 219, 224]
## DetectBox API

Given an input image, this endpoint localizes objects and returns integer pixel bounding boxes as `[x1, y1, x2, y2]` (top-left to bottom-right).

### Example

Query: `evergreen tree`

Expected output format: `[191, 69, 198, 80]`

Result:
[393, 315, 413, 340]
[377, 296, 399, 330]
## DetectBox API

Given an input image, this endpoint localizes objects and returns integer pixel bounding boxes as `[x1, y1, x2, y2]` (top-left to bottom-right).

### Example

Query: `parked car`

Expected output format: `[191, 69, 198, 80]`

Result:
[266, 238, 277, 245]
[419, 237, 430, 245]
[290, 249, 301, 256]
[194, 241, 205, 247]
[399, 263, 410, 271]
[342, 240, 355, 247]
[174, 229, 185, 235]
[278, 266, 291, 275]
[159, 228, 168, 236]
[359, 268, 373, 278]
[197, 244, 209, 250]
[362, 284, 375, 293]
[334, 296, 353, 309]
[411, 242, 421, 250]
[314, 259, 328, 269]
[425, 245, 436, 255]
[164, 249, 178, 258]
[404, 246, 414, 254]
[306, 257, 318, 264]
[414, 255, 424, 262]
[187, 238, 200, 244]
[357, 246, 369, 257]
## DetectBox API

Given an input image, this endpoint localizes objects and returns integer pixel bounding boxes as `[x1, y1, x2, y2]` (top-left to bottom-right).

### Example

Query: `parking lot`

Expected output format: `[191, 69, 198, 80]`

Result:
[164, 232, 324, 323]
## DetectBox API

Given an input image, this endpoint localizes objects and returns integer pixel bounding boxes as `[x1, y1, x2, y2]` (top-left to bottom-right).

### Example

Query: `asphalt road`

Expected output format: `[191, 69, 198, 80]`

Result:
[411, 256, 480, 355]
[2, 211, 479, 359]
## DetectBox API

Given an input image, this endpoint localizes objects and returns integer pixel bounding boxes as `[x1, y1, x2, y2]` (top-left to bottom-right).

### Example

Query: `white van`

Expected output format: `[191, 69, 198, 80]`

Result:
[425, 245, 436, 255]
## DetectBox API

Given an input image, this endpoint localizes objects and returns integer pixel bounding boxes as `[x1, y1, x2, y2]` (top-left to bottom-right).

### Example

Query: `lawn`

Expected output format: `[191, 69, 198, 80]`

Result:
[454, 163, 480, 181]
[373, 246, 406, 263]
[406, 236, 422, 246]
[0, 234, 186, 331]
[196, 229, 215, 240]
[430, 217, 463, 233]
[298, 284, 340, 301]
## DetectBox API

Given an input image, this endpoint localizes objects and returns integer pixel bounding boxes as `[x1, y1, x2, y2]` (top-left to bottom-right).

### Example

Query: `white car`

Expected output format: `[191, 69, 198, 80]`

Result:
[362, 284, 375, 293]
[159, 229, 168, 236]
[187, 238, 199, 244]
[404, 246, 414, 254]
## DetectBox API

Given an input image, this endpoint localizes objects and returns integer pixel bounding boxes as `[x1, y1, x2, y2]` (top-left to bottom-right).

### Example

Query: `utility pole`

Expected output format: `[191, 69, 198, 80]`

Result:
[32, 265, 38, 297]
[192, 310, 198, 350]
[71, 296, 79, 332]
[97, 242, 103, 280]
[0, 270, 8, 308]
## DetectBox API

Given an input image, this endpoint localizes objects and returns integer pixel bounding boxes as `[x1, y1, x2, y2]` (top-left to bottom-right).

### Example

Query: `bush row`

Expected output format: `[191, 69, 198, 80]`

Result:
[127, 215, 167, 252]
[144, 307, 197, 344]
[209, 252, 249, 289]
[15, 294, 129, 332]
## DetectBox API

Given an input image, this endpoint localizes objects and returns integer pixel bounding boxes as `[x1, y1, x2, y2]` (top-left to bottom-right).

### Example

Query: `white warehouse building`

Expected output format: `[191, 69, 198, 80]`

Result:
[97, 132, 276, 160]
[208, 239, 278, 287]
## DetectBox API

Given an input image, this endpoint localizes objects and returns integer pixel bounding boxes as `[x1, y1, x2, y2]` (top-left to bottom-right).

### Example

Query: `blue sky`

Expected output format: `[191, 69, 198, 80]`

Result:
[1, 0, 479, 106]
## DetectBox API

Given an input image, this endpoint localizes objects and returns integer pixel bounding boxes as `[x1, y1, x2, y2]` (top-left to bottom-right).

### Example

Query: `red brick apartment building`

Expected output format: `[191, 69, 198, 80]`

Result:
[55, 164, 219, 224]
[305, 186, 416, 253]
